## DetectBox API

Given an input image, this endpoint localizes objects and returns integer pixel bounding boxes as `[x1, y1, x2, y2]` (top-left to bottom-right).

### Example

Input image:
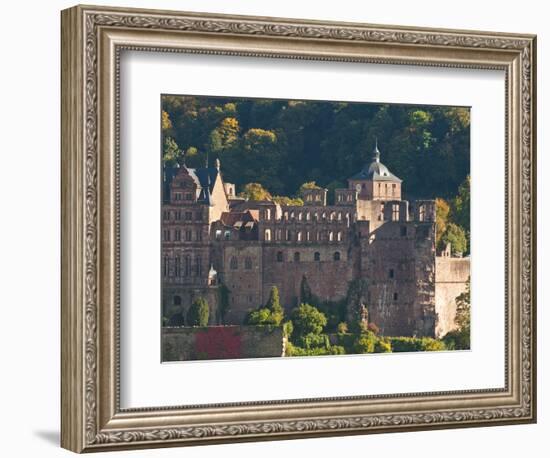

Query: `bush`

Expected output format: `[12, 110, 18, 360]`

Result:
[296, 333, 330, 350]
[291, 303, 327, 337]
[367, 322, 380, 335]
[442, 329, 470, 350]
[186, 297, 209, 326]
[337, 322, 349, 334]
[374, 338, 392, 353]
[246, 307, 272, 325]
[353, 331, 377, 354]
[389, 337, 446, 352]
[286, 342, 345, 357]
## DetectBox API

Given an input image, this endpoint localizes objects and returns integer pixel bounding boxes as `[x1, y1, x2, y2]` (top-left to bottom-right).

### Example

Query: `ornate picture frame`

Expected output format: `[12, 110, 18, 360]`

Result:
[61, 4, 536, 453]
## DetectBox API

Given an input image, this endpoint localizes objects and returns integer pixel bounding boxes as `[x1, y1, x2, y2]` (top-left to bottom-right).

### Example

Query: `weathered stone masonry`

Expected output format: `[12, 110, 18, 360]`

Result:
[162, 146, 470, 338]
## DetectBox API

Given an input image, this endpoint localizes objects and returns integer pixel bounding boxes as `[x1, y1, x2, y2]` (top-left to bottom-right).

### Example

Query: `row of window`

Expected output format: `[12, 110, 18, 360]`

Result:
[163, 229, 203, 242]
[278, 251, 341, 262]
[274, 210, 351, 222]
[162, 210, 202, 222]
[264, 229, 343, 242]
[172, 192, 195, 202]
[163, 256, 202, 277]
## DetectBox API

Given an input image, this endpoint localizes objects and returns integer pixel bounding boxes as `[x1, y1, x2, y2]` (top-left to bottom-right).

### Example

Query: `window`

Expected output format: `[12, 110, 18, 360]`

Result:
[266, 208, 271, 220]
[174, 229, 181, 241]
[163, 210, 170, 221]
[184, 256, 190, 276]
[230, 257, 238, 270]
[276, 229, 282, 241]
[297, 231, 303, 242]
[195, 211, 202, 221]
[315, 194, 321, 201]
[185, 211, 192, 221]
[322, 212, 327, 220]
[185, 193, 193, 200]
[306, 194, 312, 202]
[245, 257, 252, 270]
[173, 295, 182, 305]
[329, 231, 334, 242]
[163, 230, 170, 242]
[276, 251, 283, 262]
[392, 204, 400, 221]
[195, 256, 202, 276]
[306, 212, 311, 221]
[314, 252, 321, 261]
[196, 230, 202, 241]
[224, 230, 231, 240]
[215, 229, 222, 240]
[185, 230, 192, 241]
[333, 251, 341, 261]
[290, 211, 295, 219]
[337, 194, 343, 202]
[298, 212, 303, 221]
[393, 292, 398, 301]
[294, 252, 301, 262]
[175, 211, 181, 221]
[286, 230, 292, 241]
[264, 229, 272, 241]
[400, 226, 408, 237]
[174, 192, 182, 201]
[163, 256, 168, 276]
[174, 257, 180, 276]
[317, 231, 322, 241]
[419, 204, 426, 222]
[337, 231, 342, 242]
[389, 268, 395, 279]
[306, 231, 311, 242]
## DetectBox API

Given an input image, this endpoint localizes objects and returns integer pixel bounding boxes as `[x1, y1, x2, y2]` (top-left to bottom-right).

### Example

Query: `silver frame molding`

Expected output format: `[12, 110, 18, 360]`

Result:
[61, 4, 537, 453]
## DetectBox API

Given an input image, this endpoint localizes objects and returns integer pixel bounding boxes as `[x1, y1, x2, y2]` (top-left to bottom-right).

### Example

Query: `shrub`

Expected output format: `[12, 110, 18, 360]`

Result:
[246, 307, 272, 325]
[337, 322, 349, 334]
[291, 303, 327, 337]
[353, 331, 377, 354]
[186, 297, 209, 326]
[367, 322, 380, 335]
[389, 337, 446, 352]
[374, 337, 392, 353]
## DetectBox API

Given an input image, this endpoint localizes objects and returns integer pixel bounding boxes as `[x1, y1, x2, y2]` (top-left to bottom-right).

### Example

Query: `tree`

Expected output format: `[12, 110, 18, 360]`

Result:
[272, 195, 304, 206]
[290, 303, 327, 337]
[455, 277, 471, 333]
[298, 181, 322, 197]
[239, 182, 272, 201]
[209, 117, 240, 153]
[440, 223, 468, 255]
[452, 175, 471, 233]
[435, 197, 450, 248]
[162, 137, 181, 167]
[187, 297, 209, 326]
[265, 286, 283, 325]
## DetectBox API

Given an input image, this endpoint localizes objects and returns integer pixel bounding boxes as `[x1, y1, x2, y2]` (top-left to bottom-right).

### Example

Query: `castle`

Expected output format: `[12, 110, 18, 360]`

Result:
[161, 144, 470, 338]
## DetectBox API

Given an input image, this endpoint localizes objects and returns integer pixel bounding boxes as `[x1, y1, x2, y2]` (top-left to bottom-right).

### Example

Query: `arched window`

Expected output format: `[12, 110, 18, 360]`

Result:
[306, 231, 311, 242]
[314, 252, 321, 262]
[174, 256, 180, 276]
[230, 257, 238, 270]
[286, 230, 292, 241]
[294, 252, 301, 262]
[276, 251, 283, 262]
[297, 231, 303, 242]
[244, 257, 252, 270]
[306, 212, 311, 221]
[266, 208, 271, 220]
[393, 292, 398, 301]
[333, 251, 341, 261]
[313, 212, 318, 221]
[329, 231, 334, 242]
[298, 212, 303, 221]
[290, 211, 295, 219]
[419, 204, 426, 222]
[337, 231, 342, 242]
[264, 229, 272, 241]
[317, 231, 322, 241]
[173, 295, 182, 305]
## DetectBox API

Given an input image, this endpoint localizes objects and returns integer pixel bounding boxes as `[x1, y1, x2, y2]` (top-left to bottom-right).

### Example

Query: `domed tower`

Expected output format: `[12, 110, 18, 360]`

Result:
[348, 141, 402, 201]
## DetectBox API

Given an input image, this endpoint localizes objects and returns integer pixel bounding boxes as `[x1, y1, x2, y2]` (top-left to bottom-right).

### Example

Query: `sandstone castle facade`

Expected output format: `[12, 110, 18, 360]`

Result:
[162, 144, 469, 338]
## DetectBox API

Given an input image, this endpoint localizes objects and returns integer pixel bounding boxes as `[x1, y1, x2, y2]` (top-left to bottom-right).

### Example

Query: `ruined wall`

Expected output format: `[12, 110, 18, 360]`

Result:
[162, 286, 220, 325]
[162, 325, 285, 361]
[435, 256, 470, 338]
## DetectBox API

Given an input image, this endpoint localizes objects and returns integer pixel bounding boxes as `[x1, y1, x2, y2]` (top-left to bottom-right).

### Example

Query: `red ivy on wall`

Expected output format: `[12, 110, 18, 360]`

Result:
[195, 327, 242, 360]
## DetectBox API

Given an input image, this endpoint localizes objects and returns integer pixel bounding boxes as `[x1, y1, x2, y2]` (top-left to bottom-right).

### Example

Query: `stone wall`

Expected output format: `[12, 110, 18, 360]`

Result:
[162, 325, 285, 361]
[434, 256, 470, 338]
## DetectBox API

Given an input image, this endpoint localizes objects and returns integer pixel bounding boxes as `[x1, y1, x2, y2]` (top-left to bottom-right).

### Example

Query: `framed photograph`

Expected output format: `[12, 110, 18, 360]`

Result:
[61, 4, 537, 453]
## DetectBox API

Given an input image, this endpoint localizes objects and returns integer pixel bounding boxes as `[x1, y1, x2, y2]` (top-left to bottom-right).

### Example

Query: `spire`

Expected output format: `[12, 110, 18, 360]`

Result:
[373, 138, 381, 163]
[215, 158, 221, 171]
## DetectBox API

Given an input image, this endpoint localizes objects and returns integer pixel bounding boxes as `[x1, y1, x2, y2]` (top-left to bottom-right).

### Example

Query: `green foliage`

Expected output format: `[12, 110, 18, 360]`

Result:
[440, 223, 468, 255]
[286, 342, 345, 357]
[282, 320, 294, 338]
[163, 137, 181, 166]
[246, 308, 273, 325]
[291, 303, 328, 337]
[374, 338, 392, 353]
[435, 197, 450, 247]
[388, 337, 446, 352]
[345, 279, 370, 333]
[298, 181, 322, 197]
[186, 297, 209, 327]
[452, 175, 471, 233]
[272, 195, 304, 206]
[337, 322, 349, 334]
[353, 331, 377, 353]
[443, 277, 471, 350]
[239, 183, 272, 201]
[162, 96, 470, 201]
[265, 286, 283, 325]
